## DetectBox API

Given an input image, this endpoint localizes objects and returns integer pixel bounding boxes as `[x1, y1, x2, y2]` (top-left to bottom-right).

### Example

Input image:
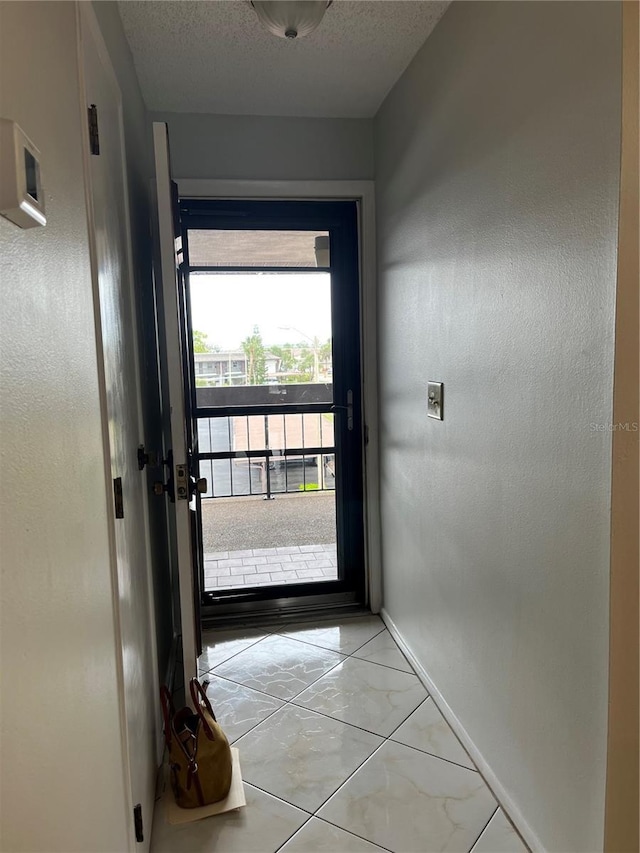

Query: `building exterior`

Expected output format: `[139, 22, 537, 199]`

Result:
[194, 350, 280, 385]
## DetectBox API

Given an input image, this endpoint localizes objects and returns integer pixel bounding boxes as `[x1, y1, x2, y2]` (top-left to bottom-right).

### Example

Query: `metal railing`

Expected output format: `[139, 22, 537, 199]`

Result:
[197, 411, 335, 499]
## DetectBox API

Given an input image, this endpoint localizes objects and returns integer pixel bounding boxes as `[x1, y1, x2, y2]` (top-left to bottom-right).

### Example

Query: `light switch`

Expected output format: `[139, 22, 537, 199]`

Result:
[427, 382, 443, 420]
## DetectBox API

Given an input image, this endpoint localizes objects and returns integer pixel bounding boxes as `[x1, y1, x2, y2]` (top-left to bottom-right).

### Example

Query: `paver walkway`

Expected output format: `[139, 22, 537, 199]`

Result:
[204, 543, 337, 590]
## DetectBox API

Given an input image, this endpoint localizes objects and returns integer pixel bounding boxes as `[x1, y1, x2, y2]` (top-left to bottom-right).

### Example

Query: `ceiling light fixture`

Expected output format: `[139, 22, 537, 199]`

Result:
[249, 1, 333, 40]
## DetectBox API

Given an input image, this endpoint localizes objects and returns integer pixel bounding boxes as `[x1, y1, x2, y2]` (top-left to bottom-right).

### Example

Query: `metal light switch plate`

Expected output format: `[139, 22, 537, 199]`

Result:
[427, 382, 443, 420]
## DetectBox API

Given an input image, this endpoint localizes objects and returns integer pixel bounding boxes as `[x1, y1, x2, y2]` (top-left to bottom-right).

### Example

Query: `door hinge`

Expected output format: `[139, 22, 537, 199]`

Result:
[113, 477, 124, 519]
[87, 104, 100, 155]
[133, 803, 143, 843]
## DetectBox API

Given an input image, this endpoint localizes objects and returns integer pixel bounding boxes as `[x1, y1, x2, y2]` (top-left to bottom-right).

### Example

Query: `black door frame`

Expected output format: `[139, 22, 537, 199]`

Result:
[179, 198, 366, 619]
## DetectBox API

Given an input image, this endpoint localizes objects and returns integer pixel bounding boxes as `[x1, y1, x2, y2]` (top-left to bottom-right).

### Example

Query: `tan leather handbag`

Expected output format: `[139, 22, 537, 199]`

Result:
[160, 678, 233, 809]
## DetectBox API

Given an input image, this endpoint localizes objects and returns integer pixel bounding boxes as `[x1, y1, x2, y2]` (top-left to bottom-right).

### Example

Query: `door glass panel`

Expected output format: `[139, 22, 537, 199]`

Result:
[190, 244, 338, 594]
[188, 229, 330, 268]
[190, 270, 333, 408]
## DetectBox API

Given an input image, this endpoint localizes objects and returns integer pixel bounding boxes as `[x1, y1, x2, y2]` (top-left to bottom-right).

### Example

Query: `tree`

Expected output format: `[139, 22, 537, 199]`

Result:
[267, 337, 332, 383]
[319, 339, 332, 372]
[192, 329, 215, 353]
[297, 344, 315, 382]
[268, 343, 296, 378]
[296, 336, 328, 382]
[242, 325, 266, 385]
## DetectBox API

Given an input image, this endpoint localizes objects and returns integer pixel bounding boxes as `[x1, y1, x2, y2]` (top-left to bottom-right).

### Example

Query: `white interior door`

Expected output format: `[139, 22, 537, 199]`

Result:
[80, 7, 158, 850]
[152, 122, 198, 686]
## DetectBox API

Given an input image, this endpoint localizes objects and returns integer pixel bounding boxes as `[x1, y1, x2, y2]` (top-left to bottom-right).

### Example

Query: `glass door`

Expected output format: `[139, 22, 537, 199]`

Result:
[180, 199, 365, 616]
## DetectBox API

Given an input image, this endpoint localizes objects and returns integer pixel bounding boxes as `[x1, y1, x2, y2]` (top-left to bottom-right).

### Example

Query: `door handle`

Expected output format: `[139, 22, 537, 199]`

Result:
[190, 476, 208, 497]
[330, 389, 354, 431]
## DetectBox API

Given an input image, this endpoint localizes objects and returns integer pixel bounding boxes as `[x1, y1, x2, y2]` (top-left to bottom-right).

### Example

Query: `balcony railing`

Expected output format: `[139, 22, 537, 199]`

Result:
[197, 411, 335, 499]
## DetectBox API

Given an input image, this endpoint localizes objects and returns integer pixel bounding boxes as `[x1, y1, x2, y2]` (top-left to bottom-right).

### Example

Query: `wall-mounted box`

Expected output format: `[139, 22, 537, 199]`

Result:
[0, 118, 46, 228]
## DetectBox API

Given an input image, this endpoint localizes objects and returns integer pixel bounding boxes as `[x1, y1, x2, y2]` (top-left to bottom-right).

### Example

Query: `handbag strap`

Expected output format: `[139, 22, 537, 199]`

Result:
[189, 677, 217, 741]
[160, 684, 206, 806]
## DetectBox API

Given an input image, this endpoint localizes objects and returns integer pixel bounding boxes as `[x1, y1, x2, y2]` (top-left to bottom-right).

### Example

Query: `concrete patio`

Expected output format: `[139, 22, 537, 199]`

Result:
[202, 491, 337, 590]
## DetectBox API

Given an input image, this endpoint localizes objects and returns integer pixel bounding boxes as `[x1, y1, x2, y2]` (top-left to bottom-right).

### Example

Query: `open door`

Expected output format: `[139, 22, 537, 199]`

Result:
[80, 9, 160, 847]
[152, 122, 200, 685]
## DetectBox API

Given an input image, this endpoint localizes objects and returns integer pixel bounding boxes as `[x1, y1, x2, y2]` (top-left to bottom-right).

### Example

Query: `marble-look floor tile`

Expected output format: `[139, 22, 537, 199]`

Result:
[352, 629, 414, 673]
[213, 635, 344, 700]
[204, 676, 284, 743]
[294, 656, 427, 736]
[391, 698, 475, 769]
[471, 808, 528, 853]
[150, 782, 308, 853]
[280, 615, 385, 654]
[235, 704, 383, 813]
[199, 627, 270, 671]
[318, 740, 496, 853]
[280, 818, 388, 853]
[197, 659, 212, 677]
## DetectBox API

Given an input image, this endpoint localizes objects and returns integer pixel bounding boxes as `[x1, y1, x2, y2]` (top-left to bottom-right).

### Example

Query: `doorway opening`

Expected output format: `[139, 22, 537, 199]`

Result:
[180, 200, 366, 619]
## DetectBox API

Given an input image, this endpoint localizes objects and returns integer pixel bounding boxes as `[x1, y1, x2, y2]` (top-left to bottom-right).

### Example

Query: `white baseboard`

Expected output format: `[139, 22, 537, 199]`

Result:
[381, 608, 544, 853]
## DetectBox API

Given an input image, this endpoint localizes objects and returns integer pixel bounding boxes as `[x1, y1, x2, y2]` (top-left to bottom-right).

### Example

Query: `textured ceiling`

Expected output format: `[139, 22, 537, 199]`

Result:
[118, 1, 450, 118]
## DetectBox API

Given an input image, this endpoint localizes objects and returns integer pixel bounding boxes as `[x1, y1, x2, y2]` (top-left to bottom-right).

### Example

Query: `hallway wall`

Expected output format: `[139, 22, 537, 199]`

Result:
[0, 3, 130, 849]
[150, 111, 374, 181]
[374, 2, 621, 851]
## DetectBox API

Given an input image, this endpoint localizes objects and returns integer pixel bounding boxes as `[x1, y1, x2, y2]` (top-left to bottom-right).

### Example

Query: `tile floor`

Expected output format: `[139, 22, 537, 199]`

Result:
[204, 544, 338, 591]
[151, 615, 528, 853]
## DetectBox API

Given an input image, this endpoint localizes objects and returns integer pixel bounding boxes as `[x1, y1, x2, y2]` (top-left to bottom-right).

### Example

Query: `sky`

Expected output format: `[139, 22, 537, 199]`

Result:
[189, 272, 332, 350]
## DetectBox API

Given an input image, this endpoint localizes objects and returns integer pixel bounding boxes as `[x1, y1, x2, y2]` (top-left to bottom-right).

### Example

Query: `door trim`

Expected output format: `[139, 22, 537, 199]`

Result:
[604, 2, 639, 849]
[176, 179, 381, 614]
[182, 198, 364, 608]
[152, 124, 199, 683]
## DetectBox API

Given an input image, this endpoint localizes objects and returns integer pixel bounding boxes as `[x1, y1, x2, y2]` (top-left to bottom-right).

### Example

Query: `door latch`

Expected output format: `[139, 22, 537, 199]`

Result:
[175, 463, 189, 500]
[152, 479, 172, 499]
[153, 454, 202, 502]
[152, 450, 175, 501]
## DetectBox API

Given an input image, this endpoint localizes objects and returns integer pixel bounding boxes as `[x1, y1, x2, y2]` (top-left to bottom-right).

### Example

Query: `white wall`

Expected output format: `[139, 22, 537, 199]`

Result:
[150, 111, 374, 181]
[0, 3, 129, 850]
[374, 3, 621, 851]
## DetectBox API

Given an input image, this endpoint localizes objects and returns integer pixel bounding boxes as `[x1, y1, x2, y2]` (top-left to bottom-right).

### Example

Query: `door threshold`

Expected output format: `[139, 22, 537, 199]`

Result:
[201, 594, 368, 631]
